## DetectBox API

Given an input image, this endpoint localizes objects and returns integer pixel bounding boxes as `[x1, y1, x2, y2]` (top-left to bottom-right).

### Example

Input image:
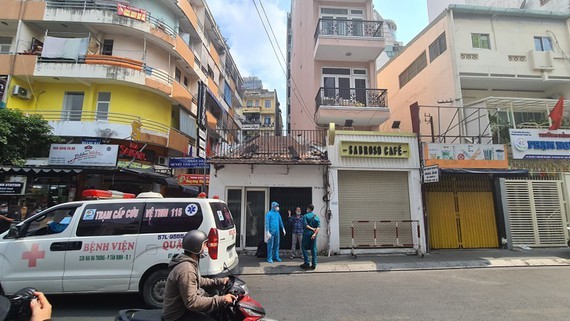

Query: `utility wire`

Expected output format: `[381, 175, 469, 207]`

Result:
[252, 0, 319, 126]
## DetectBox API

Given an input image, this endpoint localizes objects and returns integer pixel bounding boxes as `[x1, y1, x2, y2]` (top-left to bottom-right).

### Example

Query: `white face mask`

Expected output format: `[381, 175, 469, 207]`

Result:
[296, 211, 301, 215]
[275, 207, 280, 211]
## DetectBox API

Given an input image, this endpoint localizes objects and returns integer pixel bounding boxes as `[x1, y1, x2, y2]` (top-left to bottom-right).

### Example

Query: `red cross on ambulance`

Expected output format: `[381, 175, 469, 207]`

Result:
[22, 243, 46, 268]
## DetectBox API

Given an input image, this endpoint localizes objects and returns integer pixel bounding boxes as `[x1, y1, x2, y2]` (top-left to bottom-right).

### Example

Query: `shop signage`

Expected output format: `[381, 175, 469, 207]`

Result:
[424, 143, 508, 169]
[340, 141, 409, 158]
[117, 3, 147, 22]
[48, 144, 118, 167]
[509, 129, 570, 159]
[116, 161, 152, 169]
[82, 138, 101, 145]
[169, 157, 206, 168]
[119, 142, 154, 162]
[0, 182, 24, 195]
[423, 165, 439, 183]
[177, 174, 210, 186]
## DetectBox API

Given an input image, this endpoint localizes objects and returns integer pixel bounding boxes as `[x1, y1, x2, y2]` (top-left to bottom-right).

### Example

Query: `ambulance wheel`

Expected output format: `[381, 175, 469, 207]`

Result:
[143, 269, 169, 308]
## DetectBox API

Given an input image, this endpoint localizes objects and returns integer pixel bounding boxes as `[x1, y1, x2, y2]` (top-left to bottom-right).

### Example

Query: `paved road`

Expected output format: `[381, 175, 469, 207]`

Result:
[51, 267, 570, 320]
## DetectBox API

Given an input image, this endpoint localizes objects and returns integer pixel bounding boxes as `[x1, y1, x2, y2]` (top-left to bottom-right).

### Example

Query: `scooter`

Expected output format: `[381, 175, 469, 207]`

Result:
[115, 275, 276, 321]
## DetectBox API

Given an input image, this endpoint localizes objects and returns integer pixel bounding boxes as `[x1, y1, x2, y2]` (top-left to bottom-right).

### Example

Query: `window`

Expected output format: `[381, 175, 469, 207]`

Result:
[179, 110, 197, 138]
[534, 36, 553, 51]
[246, 100, 253, 107]
[207, 66, 214, 78]
[183, 76, 188, 87]
[224, 81, 232, 105]
[264, 117, 271, 125]
[21, 206, 79, 237]
[62, 92, 85, 121]
[471, 33, 490, 49]
[101, 39, 114, 55]
[140, 202, 203, 234]
[95, 92, 111, 121]
[398, 51, 427, 88]
[210, 202, 235, 230]
[264, 100, 271, 108]
[254, 100, 260, 107]
[175, 68, 181, 83]
[429, 32, 447, 62]
[76, 203, 144, 236]
[0, 37, 12, 54]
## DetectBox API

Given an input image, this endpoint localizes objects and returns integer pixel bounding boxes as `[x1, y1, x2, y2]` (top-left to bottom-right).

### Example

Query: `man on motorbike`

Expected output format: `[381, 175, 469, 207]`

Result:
[162, 230, 236, 321]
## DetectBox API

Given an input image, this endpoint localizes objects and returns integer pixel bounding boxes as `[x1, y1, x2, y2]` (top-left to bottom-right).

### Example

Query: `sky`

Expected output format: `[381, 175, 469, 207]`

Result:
[207, 0, 429, 113]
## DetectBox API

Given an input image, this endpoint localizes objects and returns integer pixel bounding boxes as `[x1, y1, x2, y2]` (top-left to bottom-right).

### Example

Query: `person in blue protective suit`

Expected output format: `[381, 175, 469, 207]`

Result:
[265, 201, 285, 263]
[300, 204, 320, 270]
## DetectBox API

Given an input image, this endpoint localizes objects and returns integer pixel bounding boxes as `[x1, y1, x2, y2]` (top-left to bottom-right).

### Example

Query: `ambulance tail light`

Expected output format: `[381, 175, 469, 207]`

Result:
[208, 228, 219, 260]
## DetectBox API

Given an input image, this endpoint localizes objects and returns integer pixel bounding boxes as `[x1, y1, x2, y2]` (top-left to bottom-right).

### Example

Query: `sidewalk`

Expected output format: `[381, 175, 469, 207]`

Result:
[233, 248, 570, 275]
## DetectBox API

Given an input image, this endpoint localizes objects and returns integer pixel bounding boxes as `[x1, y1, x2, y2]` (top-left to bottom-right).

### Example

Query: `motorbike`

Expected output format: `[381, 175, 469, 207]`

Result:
[1, 287, 38, 321]
[115, 275, 276, 321]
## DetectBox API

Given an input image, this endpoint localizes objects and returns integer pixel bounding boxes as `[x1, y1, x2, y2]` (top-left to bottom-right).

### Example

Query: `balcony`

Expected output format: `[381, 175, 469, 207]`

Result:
[208, 130, 329, 165]
[241, 120, 261, 130]
[44, 0, 177, 46]
[19, 110, 170, 146]
[314, 18, 385, 61]
[242, 107, 261, 113]
[315, 87, 389, 127]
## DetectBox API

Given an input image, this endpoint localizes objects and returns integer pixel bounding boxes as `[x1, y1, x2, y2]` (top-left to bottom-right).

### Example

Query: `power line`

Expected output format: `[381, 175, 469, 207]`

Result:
[252, 0, 319, 127]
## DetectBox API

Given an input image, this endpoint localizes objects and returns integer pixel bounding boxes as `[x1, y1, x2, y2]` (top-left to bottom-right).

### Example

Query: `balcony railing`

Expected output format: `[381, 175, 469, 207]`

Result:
[20, 110, 170, 134]
[314, 18, 383, 40]
[45, 0, 177, 37]
[315, 87, 388, 109]
[208, 130, 329, 164]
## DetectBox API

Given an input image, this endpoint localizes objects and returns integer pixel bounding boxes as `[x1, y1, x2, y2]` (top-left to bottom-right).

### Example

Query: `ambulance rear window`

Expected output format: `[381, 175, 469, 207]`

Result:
[140, 202, 203, 234]
[209, 202, 235, 230]
[77, 203, 144, 236]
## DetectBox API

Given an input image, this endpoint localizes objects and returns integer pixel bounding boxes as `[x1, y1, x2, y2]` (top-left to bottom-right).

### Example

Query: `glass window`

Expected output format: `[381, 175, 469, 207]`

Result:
[534, 36, 553, 51]
[429, 33, 447, 62]
[322, 68, 351, 75]
[209, 202, 235, 230]
[254, 100, 260, 106]
[101, 39, 113, 56]
[76, 203, 144, 236]
[246, 100, 253, 107]
[175, 68, 181, 82]
[96, 92, 111, 120]
[264, 100, 271, 108]
[264, 117, 271, 125]
[140, 202, 203, 234]
[21, 206, 79, 237]
[399, 51, 427, 88]
[62, 92, 84, 121]
[471, 33, 490, 49]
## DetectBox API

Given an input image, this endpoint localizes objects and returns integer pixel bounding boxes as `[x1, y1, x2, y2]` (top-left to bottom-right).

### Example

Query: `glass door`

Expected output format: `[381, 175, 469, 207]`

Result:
[226, 189, 243, 248]
[245, 189, 268, 248]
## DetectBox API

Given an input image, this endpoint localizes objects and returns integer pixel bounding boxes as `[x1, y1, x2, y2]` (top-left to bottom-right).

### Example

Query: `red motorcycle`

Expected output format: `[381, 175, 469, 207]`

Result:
[115, 275, 275, 321]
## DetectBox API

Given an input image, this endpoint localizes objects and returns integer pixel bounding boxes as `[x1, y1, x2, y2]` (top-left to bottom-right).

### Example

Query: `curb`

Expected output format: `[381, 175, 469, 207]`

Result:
[235, 258, 570, 275]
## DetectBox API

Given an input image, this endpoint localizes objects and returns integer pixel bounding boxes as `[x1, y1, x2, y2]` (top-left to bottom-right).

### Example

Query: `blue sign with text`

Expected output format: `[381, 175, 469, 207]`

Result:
[169, 157, 206, 168]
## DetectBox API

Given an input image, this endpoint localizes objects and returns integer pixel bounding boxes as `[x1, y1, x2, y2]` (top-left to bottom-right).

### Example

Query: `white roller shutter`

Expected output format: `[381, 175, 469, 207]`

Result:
[338, 170, 411, 248]
[504, 179, 568, 247]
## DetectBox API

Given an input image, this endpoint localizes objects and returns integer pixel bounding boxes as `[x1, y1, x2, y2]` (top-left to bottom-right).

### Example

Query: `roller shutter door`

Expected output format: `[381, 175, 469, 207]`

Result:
[338, 170, 411, 248]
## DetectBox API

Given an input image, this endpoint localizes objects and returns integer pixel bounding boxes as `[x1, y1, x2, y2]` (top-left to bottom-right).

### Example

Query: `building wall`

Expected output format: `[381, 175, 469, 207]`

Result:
[208, 164, 328, 250]
[377, 15, 458, 137]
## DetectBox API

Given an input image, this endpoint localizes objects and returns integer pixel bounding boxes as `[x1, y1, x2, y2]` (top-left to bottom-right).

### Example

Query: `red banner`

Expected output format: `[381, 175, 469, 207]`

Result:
[117, 3, 147, 22]
[178, 174, 210, 186]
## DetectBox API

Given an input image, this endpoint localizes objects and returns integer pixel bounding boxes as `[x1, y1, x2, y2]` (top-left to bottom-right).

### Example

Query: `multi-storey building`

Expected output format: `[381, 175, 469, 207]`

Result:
[281, 0, 425, 255]
[287, 0, 390, 131]
[378, 4, 570, 250]
[236, 76, 282, 139]
[0, 0, 244, 207]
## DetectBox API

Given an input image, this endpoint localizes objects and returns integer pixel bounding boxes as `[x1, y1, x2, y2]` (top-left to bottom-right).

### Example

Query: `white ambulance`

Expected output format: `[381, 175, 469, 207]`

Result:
[0, 191, 239, 308]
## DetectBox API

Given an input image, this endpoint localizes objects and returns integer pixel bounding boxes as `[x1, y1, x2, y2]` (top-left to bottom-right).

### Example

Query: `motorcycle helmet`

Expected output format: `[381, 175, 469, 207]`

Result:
[182, 230, 208, 254]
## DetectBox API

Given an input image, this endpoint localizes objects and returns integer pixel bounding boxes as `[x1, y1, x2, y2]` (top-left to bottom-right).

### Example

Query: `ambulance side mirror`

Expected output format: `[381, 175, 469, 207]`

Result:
[6, 226, 20, 239]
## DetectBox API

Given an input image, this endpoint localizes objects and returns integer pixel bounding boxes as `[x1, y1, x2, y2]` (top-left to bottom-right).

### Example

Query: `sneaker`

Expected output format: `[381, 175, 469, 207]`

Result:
[300, 263, 310, 269]
[267, 259, 273, 263]
[310, 265, 316, 270]
[275, 258, 282, 262]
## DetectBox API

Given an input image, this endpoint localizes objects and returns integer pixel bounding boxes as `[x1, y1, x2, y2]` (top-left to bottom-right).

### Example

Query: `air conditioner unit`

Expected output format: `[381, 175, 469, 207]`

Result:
[528, 50, 554, 71]
[11, 85, 32, 100]
[157, 156, 169, 166]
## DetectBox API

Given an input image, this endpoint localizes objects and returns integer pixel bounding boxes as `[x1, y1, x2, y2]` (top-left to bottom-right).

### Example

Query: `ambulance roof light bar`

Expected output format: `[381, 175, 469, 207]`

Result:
[82, 189, 136, 200]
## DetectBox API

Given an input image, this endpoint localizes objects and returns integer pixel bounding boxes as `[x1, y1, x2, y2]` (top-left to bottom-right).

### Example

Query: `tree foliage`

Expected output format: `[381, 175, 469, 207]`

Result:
[0, 109, 61, 165]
